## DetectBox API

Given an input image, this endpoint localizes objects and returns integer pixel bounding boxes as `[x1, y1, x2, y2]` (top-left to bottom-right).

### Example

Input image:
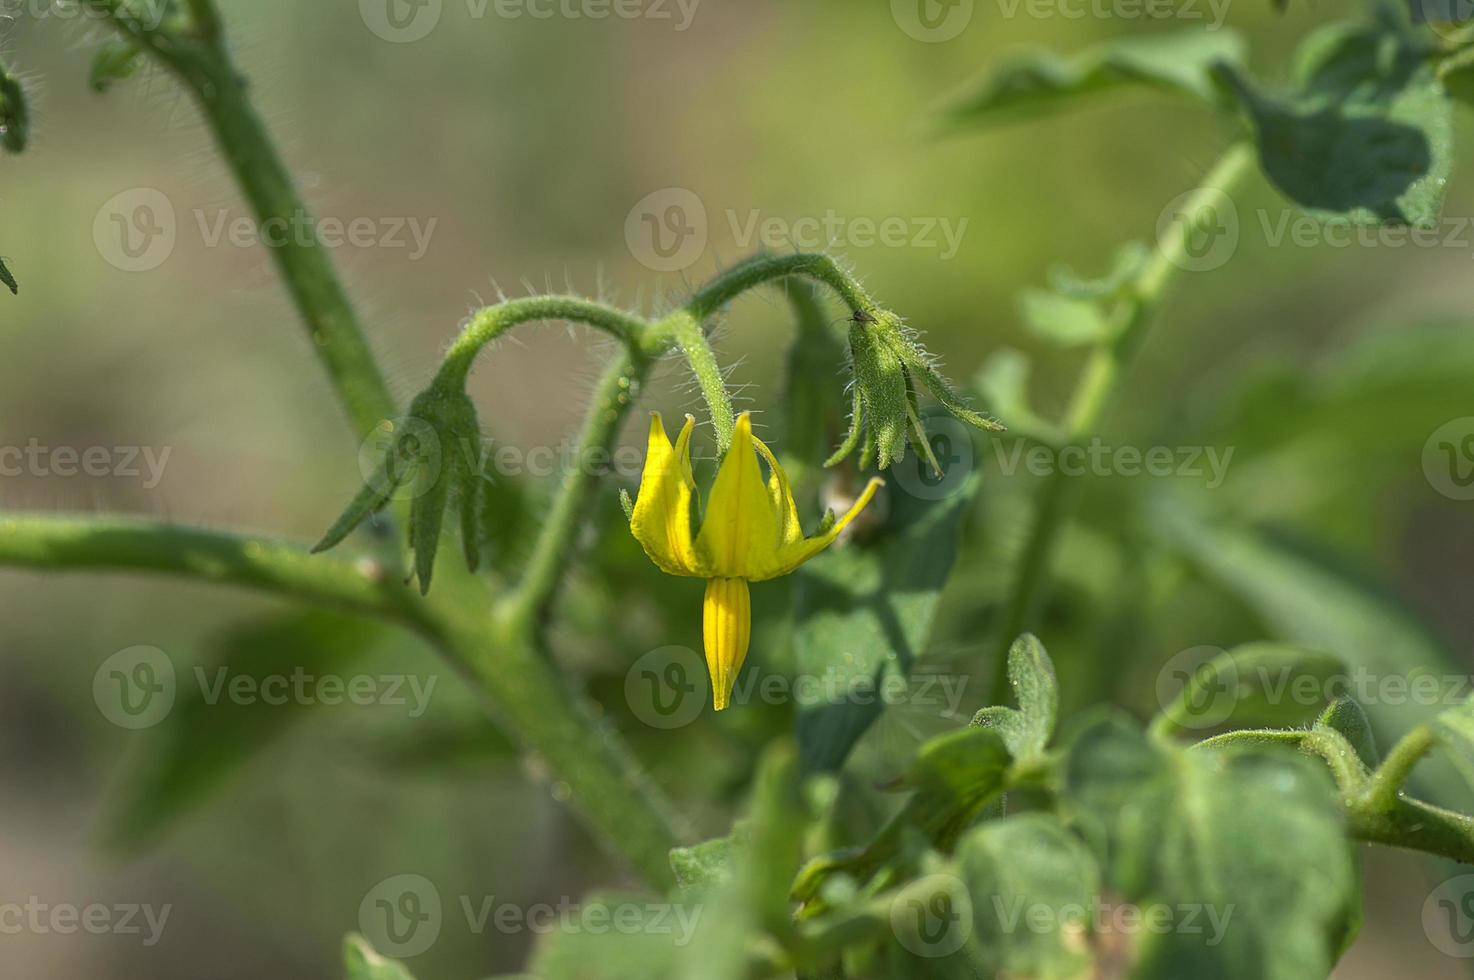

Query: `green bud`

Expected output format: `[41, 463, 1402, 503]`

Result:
[829, 309, 1004, 472]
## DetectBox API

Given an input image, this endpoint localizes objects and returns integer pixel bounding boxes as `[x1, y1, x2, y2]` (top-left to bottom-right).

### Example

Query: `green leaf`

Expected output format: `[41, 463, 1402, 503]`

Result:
[972, 633, 1057, 759]
[1219, 22, 1452, 226]
[669, 834, 742, 895]
[527, 893, 689, 980]
[90, 42, 143, 93]
[792, 727, 1010, 908]
[1048, 241, 1148, 300]
[955, 814, 1100, 980]
[1017, 288, 1110, 348]
[107, 609, 383, 849]
[0, 257, 16, 295]
[1151, 641, 1348, 736]
[791, 468, 982, 773]
[1156, 496, 1467, 805]
[937, 30, 1246, 130]
[973, 349, 1058, 445]
[1063, 714, 1358, 979]
[344, 934, 418, 980]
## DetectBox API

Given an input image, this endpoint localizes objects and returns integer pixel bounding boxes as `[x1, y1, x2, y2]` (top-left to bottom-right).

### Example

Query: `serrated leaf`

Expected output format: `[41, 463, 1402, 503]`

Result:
[1063, 714, 1357, 979]
[791, 469, 981, 773]
[956, 814, 1100, 980]
[1220, 23, 1452, 226]
[937, 30, 1246, 130]
[344, 934, 418, 980]
[107, 609, 383, 849]
[1018, 288, 1110, 348]
[0, 257, 16, 295]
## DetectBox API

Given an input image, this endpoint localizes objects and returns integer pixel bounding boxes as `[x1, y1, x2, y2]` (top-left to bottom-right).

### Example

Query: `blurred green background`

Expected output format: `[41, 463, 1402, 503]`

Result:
[3, 0, 1474, 976]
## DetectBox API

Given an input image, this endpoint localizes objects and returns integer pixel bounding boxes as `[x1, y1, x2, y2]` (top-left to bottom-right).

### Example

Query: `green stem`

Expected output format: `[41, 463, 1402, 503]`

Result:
[1347, 795, 1474, 865]
[1359, 724, 1436, 812]
[666, 310, 737, 451]
[103, 4, 397, 438]
[0, 515, 427, 626]
[438, 296, 650, 389]
[987, 142, 1255, 702]
[504, 350, 650, 625]
[685, 252, 876, 320]
[425, 607, 684, 887]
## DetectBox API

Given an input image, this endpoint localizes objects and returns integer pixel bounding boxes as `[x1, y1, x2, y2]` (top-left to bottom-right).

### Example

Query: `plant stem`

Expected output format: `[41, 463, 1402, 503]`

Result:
[685, 252, 876, 320]
[505, 350, 650, 625]
[987, 142, 1255, 702]
[0, 515, 427, 626]
[103, 6, 397, 438]
[1359, 724, 1437, 812]
[438, 297, 651, 389]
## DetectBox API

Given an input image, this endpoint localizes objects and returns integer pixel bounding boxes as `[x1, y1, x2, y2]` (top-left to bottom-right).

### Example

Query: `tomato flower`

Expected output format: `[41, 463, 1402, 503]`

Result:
[630, 411, 882, 710]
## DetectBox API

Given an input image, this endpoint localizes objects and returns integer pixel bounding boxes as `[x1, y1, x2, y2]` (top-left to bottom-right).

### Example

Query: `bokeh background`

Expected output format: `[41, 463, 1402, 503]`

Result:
[3, 0, 1474, 976]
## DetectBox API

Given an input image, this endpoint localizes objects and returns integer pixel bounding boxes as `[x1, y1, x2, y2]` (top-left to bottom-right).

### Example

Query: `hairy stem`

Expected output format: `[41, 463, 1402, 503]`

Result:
[1359, 724, 1437, 812]
[505, 350, 650, 625]
[0, 515, 428, 626]
[438, 297, 651, 389]
[987, 142, 1255, 701]
[103, 3, 396, 438]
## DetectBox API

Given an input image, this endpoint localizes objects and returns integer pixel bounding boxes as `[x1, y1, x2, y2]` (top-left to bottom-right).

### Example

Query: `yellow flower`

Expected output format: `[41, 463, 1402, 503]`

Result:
[631, 411, 883, 710]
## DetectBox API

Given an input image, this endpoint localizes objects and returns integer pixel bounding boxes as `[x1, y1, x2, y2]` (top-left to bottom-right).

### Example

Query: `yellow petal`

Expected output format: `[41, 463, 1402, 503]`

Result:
[751, 434, 804, 547]
[754, 476, 885, 581]
[694, 413, 782, 578]
[630, 412, 703, 577]
[703, 577, 751, 710]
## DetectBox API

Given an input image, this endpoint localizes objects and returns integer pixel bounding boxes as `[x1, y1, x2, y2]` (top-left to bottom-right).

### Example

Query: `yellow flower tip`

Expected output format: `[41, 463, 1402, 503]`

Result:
[702, 576, 751, 711]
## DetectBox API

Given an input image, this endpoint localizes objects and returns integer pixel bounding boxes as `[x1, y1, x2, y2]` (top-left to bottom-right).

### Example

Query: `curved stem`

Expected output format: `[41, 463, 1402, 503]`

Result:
[438, 296, 650, 389]
[685, 252, 876, 320]
[1359, 724, 1436, 812]
[504, 349, 651, 625]
[987, 142, 1255, 701]
[0, 515, 428, 627]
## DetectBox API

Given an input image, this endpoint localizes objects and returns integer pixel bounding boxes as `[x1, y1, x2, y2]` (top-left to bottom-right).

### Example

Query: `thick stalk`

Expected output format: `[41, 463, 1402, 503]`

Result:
[987, 143, 1255, 701]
